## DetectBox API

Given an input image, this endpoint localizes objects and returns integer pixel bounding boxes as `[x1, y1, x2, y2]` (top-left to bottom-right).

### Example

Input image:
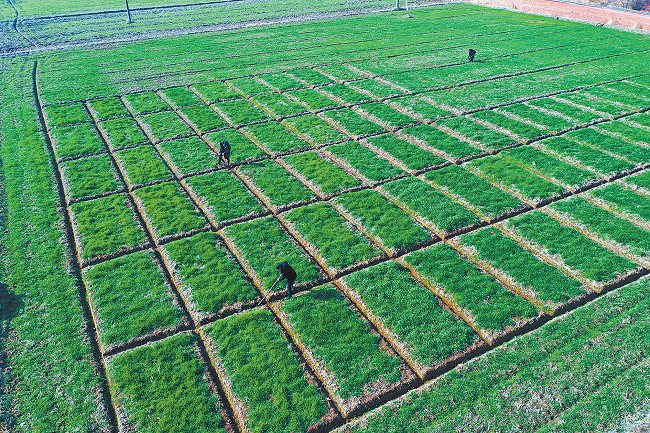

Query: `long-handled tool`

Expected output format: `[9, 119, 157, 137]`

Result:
[258, 275, 282, 305]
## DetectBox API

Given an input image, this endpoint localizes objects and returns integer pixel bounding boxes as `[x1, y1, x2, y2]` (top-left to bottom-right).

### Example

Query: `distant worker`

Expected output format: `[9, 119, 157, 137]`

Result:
[276, 261, 297, 298]
[468, 49, 476, 62]
[218, 140, 231, 166]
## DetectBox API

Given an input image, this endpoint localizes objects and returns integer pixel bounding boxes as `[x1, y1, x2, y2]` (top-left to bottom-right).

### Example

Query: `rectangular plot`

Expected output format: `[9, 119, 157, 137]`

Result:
[205, 309, 329, 433]
[425, 165, 524, 219]
[538, 136, 633, 175]
[83, 251, 184, 349]
[123, 91, 169, 115]
[468, 156, 565, 202]
[551, 196, 650, 257]
[499, 103, 573, 132]
[226, 77, 270, 96]
[382, 176, 480, 235]
[186, 171, 264, 223]
[178, 104, 229, 133]
[350, 79, 402, 98]
[289, 68, 333, 86]
[160, 86, 203, 107]
[88, 96, 128, 120]
[470, 110, 545, 141]
[139, 111, 193, 142]
[250, 93, 308, 118]
[286, 88, 339, 111]
[224, 216, 321, 289]
[135, 182, 208, 239]
[283, 114, 348, 146]
[405, 243, 537, 331]
[281, 286, 402, 402]
[460, 227, 584, 305]
[239, 160, 314, 207]
[506, 211, 637, 283]
[99, 116, 148, 149]
[51, 122, 106, 159]
[327, 141, 404, 182]
[192, 81, 241, 103]
[257, 73, 304, 91]
[436, 116, 515, 148]
[164, 232, 258, 315]
[625, 171, 650, 190]
[317, 64, 365, 82]
[116, 145, 172, 186]
[204, 128, 266, 163]
[499, 146, 595, 189]
[402, 124, 481, 159]
[597, 120, 650, 145]
[366, 134, 445, 171]
[558, 92, 632, 116]
[565, 128, 650, 164]
[321, 108, 385, 137]
[335, 189, 430, 251]
[321, 83, 372, 104]
[590, 183, 650, 222]
[60, 154, 122, 200]
[527, 98, 601, 123]
[44, 102, 90, 128]
[627, 113, 650, 128]
[212, 99, 271, 126]
[283, 151, 359, 194]
[158, 137, 216, 175]
[242, 121, 310, 153]
[582, 86, 649, 110]
[343, 261, 478, 367]
[390, 96, 453, 122]
[357, 102, 417, 129]
[70, 194, 146, 262]
[284, 202, 380, 271]
[107, 334, 226, 433]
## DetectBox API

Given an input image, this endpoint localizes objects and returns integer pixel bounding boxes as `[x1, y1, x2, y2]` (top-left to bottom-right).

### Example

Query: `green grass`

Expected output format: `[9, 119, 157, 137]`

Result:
[335, 189, 430, 251]
[139, 111, 193, 142]
[460, 227, 584, 304]
[206, 309, 328, 433]
[283, 286, 402, 399]
[527, 98, 601, 123]
[83, 251, 183, 348]
[285, 202, 380, 270]
[70, 194, 147, 261]
[382, 176, 480, 234]
[558, 92, 632, 116]
[366, 134, 445, 170]
[50, 122, 106, 159]
[160, 86, 203, 107]
[499, 103, 573, 132]
[321, 83, 372, 104]
[538, 136, 633, 175]
[135, 182, 208, 238]
[343, 261, 477, 366]
[251, 93, 308, 118]
[289, 68, 333, 86]
[99, 116, 148, 149]
[283, 114, 348, 145]
[470, 110, 545, 140]
[158, 136, 216, 175]
[227, 77, 273, 96]
[213, 99, 271, 126]
[598, 120, 650, 144]
[436, 116, 515, 149]
[390, 96, 452, 122]
[224, 216, 321, 289]
[107, 333, 225, 433]
[192, 81, 241, 103]
[625, 171, 650, 190]
[283, 151, 360, 194]
[590, 183, 650, 222]
[406, 243, 538, 330]
[506, 211, 637, 282]
[179, 104, 229, 133]
[356, 102, 416, 129]
[402, 124, 481, 159]
[350, 79, 401, 98]
[164, 232, 258, 312]
[242, 121, 310, 153]
[258, 73, 304, 91]
[317, 64, 365, 81]
[60, 154, 122, 200]
[43, 101, 90, 127]
[565, 128, 650, 165]
[286, 88, 339, 111]
[88, 96, 128, 120]
[204, 128, 267, 163]
[239, 160, 314, 206]
[123, 91, 169, 115]
[116, 145, 172, 185]
[186, 171, 264, 223]
[327, 141, 404, 181]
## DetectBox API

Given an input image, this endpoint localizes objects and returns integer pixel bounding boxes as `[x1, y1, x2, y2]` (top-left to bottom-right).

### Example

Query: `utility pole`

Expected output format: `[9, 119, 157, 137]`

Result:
[125, 0, 132, 23]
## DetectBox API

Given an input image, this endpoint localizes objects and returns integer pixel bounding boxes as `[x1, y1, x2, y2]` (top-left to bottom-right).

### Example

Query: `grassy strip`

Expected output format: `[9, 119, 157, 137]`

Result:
[527, 98, 601, 123]
[322, 83, 372, 104]
[60, 154, 121, 200]
[283, 114, 348, 145]
[321, 108, 385, 137]
[597, 120, 650, 144]
[243, 121, 310, 153]
[499, 146, 595, 188]
[205, 308, 328, 432]
[402, 124, 481, 159]
[164, 232, 258, 313]
[286, 88, 339, 111]
[357, 102, 416, 129]
[186, 171, 264, 223]
[223, 216, 320, 289]
[88, 96, 128, 120]
[425, 164, 524, 219]
[284, 202, 380, 270]
[50, 122, 106, 159]
[381, 176, 480, 234]
[160, 86, 203, 107]
[123, 91, 169, 114]
[344, 261, 477, 366]
[282, 285, 402, 400]
[116, 145, 172, 185]
[436, 116, 515, 148]
[192, 81, 241, 103]
[238, 160, 314, 206]
[107, 333, 225, 432]
[460, 227, 584, 304]
[551, 196, 650, 256]
[584, 85, 650, 109]
[336, 189, 430, 251]
[538, 136, 633, 175]
[228, 77, 272, 96]
[351, 80, 401, 98]
[565, 127, 650, 164]
[283, 151, 360, 194]
[317, 64, 364, 81]
[158, 136, 216, 175]
[590, 183, 650, 221]
[327, 141, 404, 181]
[139, 111, 193, 142]
[470, 110, 545, 140]
[290, 68, 333, 86]
[627, 112, 650, 128]
[135, 181, 207, 238]
[506, 211, 637, 282]
[251, 93, 308, 118]
[43, 101, 90, 127]
[344, 277, 650, 433]
[559, 92, 632, 116]
[99, 116, 148, 149]
[213, 99, 271, 126]
[468, 156, 565, 202]
[366, 134, 445, 170]
[625, 171, 650, 190]
[179, 104, 229, 133]
[204, 128, 267, 163]
[258, 73, 304, 91]
[499, 103, 573, 132]
[406, 243, 537, 330]
[0, 58, 108, 431]
[83, 251, 183, 348]
[391, 96, 452, 122]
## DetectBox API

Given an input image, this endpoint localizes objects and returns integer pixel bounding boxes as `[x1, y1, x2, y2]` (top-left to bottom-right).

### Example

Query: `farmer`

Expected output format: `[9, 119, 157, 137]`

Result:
[218, 140, 231, 166]
[468, 48, 476, 62]
[276, 261, 297, 298]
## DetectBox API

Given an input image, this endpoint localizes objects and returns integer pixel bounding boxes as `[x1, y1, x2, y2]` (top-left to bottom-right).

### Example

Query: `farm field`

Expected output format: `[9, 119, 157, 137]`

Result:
[1, 2, 650, 432]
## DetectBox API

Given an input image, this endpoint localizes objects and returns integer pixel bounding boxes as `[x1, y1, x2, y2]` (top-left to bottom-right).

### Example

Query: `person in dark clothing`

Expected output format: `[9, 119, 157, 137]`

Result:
[276, 261, 297, 298]
[218, 140, 231, 166]
[468, 49, 476, 62]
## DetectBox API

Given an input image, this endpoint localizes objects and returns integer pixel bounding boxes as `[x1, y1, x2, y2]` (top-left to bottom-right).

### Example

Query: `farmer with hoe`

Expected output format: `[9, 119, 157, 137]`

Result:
[218, 139, 231, 166]
[276, 261, 297, 298]
[468, 48, 477, 62]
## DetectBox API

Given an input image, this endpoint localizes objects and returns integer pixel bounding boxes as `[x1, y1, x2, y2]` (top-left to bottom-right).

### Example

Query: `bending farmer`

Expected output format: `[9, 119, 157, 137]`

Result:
[218, 140, 231, 166]
[276, 261, 297, 298]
